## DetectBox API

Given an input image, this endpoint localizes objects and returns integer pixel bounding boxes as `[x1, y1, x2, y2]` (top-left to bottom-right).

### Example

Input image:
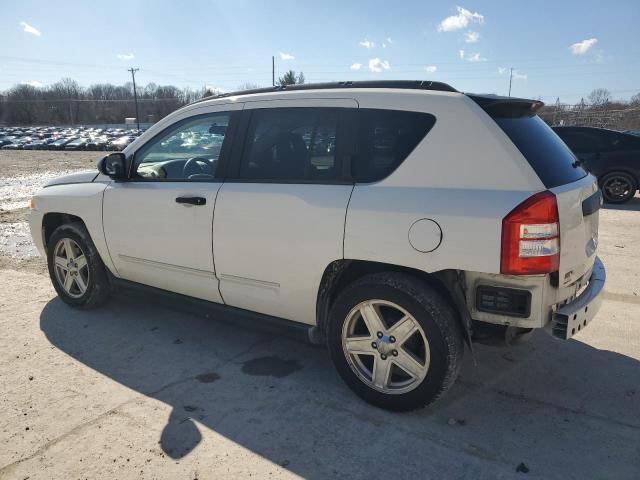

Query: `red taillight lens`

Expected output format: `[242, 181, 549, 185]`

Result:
[501, 191, 560, 275]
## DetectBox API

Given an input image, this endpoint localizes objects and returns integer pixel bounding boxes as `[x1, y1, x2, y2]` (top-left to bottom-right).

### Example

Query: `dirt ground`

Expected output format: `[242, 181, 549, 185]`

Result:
[0, 151, 97, 274]
[0, 151, 639, 479]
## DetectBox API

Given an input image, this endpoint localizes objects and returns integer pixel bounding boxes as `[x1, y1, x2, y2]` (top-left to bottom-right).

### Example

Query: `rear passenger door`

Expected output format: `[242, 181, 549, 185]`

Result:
[213, 99, 357, 324]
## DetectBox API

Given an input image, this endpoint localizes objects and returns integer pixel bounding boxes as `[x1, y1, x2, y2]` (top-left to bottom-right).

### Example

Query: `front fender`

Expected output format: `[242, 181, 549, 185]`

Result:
[29, 182, 116, 275]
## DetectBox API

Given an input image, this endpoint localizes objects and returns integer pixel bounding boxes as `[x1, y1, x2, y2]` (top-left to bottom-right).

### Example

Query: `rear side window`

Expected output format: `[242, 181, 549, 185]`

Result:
[239, 108, 339, 182]
[494, 115, 587, 188]
[353, 109, 436, 183]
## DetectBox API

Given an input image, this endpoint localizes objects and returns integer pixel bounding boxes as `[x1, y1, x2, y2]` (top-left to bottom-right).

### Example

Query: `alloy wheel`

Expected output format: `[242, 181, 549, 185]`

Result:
[341, 299, 430, 394]
[53, 238, 89, 298]
[602, 175, 633, 202]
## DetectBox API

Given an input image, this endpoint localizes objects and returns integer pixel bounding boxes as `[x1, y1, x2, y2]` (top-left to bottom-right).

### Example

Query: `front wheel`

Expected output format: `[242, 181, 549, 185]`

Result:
[327, 272, 464, 411]
[600, 171, 637, 204]
[47, 222, 112, 308]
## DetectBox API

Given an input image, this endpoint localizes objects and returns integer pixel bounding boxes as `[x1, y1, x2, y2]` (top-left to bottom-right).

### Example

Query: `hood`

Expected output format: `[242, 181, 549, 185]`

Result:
[44, 171, 99, 187]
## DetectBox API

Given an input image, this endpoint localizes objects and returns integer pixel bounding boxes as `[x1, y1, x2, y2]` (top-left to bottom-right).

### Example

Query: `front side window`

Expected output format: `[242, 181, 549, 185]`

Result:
[239, 108, 339, 182]
[352, 109, 436, 183]
[134, 112, 231, 180]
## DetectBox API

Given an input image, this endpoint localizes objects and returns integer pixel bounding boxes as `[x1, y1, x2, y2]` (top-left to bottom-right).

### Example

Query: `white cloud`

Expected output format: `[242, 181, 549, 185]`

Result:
[438, 6, 484, 32]
[497, 67, 527, 80]
[512, 70, 527, 80]
[382, 43, 387, 48]
[386, 37, 393, 44]
[459, 49, 465, 59]
[350, 63, 363, 70]
[116, 53, 135, 60]
[359, 38, 375, 49]
[464, 30, 480, 43]
[424, 65, 437, 73]
[20, 21, 41, 36]
[569, 38, 598, 55]
[466, 52, 487, 62]
[368, 58, 390, 72]
[279, 51, 295, 60]
[21, 80, 43, 88]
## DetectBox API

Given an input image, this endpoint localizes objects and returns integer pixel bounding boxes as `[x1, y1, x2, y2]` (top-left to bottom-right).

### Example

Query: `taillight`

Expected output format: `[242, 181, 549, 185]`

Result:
[501, 191, 560, 275]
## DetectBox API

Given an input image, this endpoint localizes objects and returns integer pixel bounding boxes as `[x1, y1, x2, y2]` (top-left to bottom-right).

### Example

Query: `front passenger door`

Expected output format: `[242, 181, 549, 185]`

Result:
[103, 106, 240, 302]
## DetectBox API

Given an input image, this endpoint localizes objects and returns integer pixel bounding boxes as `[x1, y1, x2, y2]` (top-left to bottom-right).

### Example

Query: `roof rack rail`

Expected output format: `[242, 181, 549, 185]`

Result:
[191, 80, 458, 105]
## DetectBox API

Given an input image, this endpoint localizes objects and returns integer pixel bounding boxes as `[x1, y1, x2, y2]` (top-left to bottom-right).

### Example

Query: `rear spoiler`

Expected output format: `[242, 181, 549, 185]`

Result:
[466, 94, 544, 118]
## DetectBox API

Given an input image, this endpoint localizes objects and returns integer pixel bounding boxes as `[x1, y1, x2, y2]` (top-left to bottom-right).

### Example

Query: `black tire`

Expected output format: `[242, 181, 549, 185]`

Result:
[327, 272, 464, 412]
[600, 171, 638, 204]
[47, 222, 112, 308]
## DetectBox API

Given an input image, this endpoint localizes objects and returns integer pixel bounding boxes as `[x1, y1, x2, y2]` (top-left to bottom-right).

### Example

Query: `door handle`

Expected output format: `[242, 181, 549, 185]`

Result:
[175, 196, 206, 206]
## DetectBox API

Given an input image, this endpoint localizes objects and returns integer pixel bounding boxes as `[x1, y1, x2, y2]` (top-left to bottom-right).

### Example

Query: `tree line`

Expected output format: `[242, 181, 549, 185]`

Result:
[3, 75, 637, 129]
[539, 89, 640, 130]
[0, 70, 306, 126]
[0, 78, 212, 125]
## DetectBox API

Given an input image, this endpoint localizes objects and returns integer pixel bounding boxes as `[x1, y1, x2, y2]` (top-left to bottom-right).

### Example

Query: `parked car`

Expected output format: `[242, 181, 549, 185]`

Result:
[29, 81, 605, 411]
[50, 138, 74, 150]
[106, 135, 135, 151]
[86, 136, 108, 151]
[553, 126, 640, 203]
[0, 126, 143, 151]
[65, 138, 89, 150]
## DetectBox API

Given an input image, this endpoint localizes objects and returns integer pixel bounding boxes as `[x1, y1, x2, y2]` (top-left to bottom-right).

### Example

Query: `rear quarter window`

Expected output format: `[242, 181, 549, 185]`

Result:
[494, 115, 587, 188]
[353, 109, 436, 183]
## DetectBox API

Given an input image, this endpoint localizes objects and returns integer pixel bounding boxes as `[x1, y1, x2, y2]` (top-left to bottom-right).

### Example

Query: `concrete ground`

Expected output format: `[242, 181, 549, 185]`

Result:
[0, 152, 639, 479]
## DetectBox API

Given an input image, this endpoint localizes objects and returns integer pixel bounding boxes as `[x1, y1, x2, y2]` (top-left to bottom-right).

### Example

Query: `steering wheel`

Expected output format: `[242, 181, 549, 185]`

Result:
[183, 157, 211, 178]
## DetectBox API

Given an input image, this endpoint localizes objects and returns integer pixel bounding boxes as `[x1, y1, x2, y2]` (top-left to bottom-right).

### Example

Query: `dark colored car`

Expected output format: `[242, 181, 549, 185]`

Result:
[553, 126, 640, 203]
[65, 137, 89, 150]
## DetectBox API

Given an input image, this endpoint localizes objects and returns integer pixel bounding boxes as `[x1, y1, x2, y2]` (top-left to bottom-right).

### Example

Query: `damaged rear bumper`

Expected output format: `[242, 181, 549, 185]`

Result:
[551, 256, 606, 339]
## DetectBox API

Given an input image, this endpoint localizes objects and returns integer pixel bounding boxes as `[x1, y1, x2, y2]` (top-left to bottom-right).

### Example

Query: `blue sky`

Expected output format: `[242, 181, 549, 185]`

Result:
[1, 0, 639, 103]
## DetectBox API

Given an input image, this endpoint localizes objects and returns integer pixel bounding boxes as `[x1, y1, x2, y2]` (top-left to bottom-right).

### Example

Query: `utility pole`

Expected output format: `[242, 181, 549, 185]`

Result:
[128, 67, 140, 131]
[272, 56, 275, 86]
[508, 67, 513, 97]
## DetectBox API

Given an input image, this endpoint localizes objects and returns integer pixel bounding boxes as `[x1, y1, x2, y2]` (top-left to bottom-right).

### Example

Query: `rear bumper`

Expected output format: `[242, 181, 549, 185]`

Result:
[551, 256, 606, 339]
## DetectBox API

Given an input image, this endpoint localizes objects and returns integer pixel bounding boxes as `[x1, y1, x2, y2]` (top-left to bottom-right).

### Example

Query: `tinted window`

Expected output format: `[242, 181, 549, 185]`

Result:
[555, 129, 604, 153]
[239, 108, 339, 181]
[353, 109, 436, 183]
[495, 116, 587, 188]
[134, 113, 231, 180]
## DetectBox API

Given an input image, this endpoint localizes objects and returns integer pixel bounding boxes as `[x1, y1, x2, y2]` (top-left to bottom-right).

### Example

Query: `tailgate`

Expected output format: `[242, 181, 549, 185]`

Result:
[551, 175, 602, 287]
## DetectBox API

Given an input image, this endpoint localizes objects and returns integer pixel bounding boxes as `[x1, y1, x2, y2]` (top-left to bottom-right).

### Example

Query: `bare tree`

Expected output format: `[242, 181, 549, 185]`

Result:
[588, 88, 611, 107]
[237, 82, 261, 91]
[630, 93, 640, 106]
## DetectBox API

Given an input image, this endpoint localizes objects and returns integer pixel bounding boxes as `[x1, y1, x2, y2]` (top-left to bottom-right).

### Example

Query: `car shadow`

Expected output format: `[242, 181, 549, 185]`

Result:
[602, 193, 640, 212]
[39, 294, 640, 479]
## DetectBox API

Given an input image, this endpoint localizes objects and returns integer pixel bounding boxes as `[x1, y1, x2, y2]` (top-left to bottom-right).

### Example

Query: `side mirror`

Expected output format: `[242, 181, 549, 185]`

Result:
[99, 153, 127, 180]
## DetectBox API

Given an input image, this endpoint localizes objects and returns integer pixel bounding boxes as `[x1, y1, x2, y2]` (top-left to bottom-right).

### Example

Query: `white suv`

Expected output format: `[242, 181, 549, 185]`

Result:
[29, 81, 605, 411]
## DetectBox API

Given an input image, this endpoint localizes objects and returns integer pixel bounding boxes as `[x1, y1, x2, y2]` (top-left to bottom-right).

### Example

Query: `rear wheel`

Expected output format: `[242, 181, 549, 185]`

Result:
[600, 171, 637, 204]
[47, 222, 112, 308]
[327, 272, 464, 411]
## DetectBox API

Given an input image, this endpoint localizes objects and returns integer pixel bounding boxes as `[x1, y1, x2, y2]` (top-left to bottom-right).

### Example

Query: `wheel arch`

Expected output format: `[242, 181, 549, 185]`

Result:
[315, 259, 472, 347]
[42, 212, 86, 252]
